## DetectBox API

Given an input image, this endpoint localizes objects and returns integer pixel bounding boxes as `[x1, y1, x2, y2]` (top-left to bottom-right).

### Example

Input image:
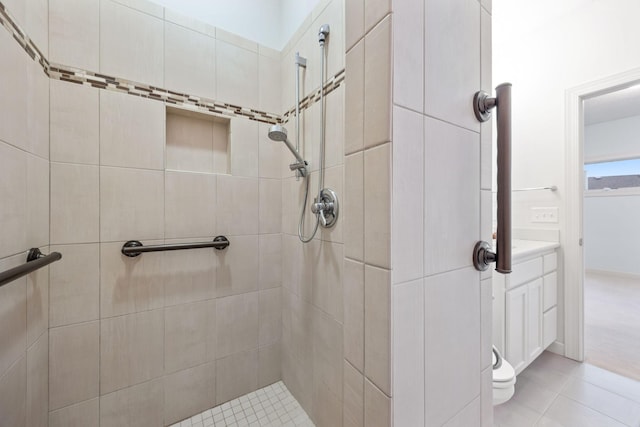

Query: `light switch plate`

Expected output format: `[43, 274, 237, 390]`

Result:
[531, 207, 558, 223]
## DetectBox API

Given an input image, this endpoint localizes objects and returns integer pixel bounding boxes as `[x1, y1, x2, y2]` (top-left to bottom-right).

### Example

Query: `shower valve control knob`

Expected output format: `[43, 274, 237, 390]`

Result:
[311, 188, 339, 228]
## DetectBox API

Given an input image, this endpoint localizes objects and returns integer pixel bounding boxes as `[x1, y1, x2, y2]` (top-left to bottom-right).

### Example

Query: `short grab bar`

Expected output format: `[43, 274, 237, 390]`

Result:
[121, 236, 230, 257]
[0, 248, 62, 287]
[473, 83, 512, 274]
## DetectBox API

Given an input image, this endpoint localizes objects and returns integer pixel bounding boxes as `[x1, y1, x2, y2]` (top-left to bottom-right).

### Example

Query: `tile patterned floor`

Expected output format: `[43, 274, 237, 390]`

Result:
[171, 381, 314, 427]
[495, 351, 640, 426]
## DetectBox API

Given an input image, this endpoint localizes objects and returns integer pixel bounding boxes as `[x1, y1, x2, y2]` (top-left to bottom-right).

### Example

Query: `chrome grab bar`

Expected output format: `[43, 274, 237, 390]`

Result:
[473, 83, 512, 274]
[121, 236, 230, 257]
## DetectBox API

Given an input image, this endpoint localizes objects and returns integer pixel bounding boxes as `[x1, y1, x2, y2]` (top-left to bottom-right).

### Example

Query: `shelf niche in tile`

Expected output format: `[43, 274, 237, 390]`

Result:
[166, 107, 229, 174]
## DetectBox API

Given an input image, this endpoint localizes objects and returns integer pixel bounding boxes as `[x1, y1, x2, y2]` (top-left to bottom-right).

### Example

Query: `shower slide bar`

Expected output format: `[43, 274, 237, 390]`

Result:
[0, 248, 62, 287]
[492, 186, 558, 193]
[121, 236, 230, 257]
[473, 83, 512, 274]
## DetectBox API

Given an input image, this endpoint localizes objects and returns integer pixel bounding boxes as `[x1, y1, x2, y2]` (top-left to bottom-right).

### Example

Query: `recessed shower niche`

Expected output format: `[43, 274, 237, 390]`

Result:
[166, 107, 230, 174]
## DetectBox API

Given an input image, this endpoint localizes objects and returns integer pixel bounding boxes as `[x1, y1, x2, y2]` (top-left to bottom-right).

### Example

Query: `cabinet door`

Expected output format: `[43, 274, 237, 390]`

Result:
[527, 278, 544, 361]
[506, 285, 528, 373]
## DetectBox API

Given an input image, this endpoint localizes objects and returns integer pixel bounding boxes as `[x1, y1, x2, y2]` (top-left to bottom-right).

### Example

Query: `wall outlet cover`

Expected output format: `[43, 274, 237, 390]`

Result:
[531, 207, 559, 223]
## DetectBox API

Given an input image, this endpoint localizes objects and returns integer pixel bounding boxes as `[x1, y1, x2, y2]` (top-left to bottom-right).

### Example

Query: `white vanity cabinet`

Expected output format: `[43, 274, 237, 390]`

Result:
[493, 241, 559, 375]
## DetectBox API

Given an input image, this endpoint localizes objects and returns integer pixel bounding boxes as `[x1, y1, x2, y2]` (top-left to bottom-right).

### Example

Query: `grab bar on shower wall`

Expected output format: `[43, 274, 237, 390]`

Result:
[121, 236, 230, 257]
[473, 83, 512, 274]
[0, 248, 62, 287]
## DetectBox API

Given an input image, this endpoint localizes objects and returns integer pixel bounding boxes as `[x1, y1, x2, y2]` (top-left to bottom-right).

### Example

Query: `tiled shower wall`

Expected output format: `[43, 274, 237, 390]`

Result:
[0, 0, 50, 425]
[278, 0, 346, 426]
[46, 0, 285, 425]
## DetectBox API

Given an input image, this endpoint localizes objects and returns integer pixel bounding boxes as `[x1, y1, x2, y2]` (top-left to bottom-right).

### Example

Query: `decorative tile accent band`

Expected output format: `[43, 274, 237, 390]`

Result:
[0, 0, 344, 125]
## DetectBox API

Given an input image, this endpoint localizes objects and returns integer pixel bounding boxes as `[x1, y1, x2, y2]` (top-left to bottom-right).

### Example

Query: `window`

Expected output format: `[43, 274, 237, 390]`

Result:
[585, 158, 640, 190]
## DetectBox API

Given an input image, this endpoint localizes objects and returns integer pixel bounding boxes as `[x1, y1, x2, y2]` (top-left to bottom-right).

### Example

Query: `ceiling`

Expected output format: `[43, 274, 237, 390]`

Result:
[584, 84, 640, 125]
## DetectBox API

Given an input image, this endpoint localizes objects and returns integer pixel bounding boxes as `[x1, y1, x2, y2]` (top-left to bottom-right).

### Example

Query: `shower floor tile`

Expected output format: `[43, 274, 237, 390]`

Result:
[171, 381, 314, 427]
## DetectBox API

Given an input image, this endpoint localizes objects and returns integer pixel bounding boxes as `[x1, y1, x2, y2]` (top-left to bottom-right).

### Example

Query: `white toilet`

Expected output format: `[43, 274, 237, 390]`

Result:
[492, 346, 516, 405]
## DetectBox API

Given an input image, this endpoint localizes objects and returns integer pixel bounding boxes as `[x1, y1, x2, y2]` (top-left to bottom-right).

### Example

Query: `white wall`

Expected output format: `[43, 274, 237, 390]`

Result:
[585, 115, 640, 163]
[493, 0, 640, 347]
[585, 194, 640, 276]
[147, 0, 319, 50]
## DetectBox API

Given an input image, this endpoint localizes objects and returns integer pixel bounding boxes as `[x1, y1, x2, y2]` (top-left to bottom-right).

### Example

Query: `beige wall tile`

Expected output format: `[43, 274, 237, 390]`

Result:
[26, 155, 49, 249]
[216, 28, 258, 53]
[344, 152, 364, 261]
[100, 0, 164, 87]
[216, 292, 259, 358]
[313, 241, 344, 321]
[364, 143, 391, 268]
[49, 398, 99, 427]
[424, 268, 481, 426]
[49, 321, 99, 410]
[216, 40, 259, 109]
[325, 87, 345, 169]
[100, 167, 164, 242]
[216, 349, 258, 405]
[216, 175, 259, 235]
[213, 121, 229, 174]
[364, 0, 391, 34]
[0, 143, 27, 258]
[26, 260, 48, 346]
[165, 22, 216, 99]
[259, 53, 281, 114]
[364, 265, 390, 396]
[26, 332, 48, 427]
[364, 17, 391, 149]
[443, 397, 481, 427]
[282, 234, 301, 293]
[345, 0, 364, 51]
[0, 30, 27, 152]
[100, 90, 165, 170]
[344, 360, 364, 427]
[25, 0, 48, 57]
[480, 278, 493, 370]
[259, 123, 283, 179]
[364, 378, 390, 427]
[50, 80, 99, 165]
[50, 163, 99, 244]
[344, 259, 364, 371]
[230, 118, 259, 177]
[100, 241, 164, 318]
[50, 244, 100, 327]
[0, 356, 26, 427]
[313, 379, 342, 427]
[163, 240, 216, 306]
[259, 288, 281, 347]
[99, 378, 164, 427]
[100, 310, 164, 394]
[111, 0, 163, 17]
[26, 61, 49, 159]
[259, 179, 282, 234]
[216, 234, 259, 297]
[392, 0, 423, 111]
[423, 118, 480, 275]
[392, 279, 425, 427]
[164, 9, 216, 38]
[49, 0, 99, 70]
[392, 106, 424, 284]
[313, 308, 343, 400]
[259, 234, 282, 290]
[258, 342, 281, 388]
[165, 171, 217, 239]
[0, 256, 27, 377]
[164, 300, 216, 374]
[424, 0, 480, 131]
[164, 363, 216, 425]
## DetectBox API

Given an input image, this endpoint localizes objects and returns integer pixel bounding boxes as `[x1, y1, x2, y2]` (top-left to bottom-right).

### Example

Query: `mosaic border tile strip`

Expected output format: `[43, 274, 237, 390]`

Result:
[171, 381, 314, 427]
[0, 0, 344, 126]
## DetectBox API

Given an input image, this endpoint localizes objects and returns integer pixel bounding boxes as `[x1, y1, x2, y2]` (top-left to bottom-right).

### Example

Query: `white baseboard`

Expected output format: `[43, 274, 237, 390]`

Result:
[586, 269, 640, 280]
[547, 341, 566, 357]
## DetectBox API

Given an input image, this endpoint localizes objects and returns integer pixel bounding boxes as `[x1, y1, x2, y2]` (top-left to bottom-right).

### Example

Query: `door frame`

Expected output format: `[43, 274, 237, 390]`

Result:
[564, 67, 640, 361]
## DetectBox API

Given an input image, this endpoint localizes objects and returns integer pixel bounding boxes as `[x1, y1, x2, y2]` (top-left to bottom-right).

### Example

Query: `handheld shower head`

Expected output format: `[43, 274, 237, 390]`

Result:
[268, 124, 288, 142]
[267, 125, 308, 176]
[318, 24, 330, 46]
